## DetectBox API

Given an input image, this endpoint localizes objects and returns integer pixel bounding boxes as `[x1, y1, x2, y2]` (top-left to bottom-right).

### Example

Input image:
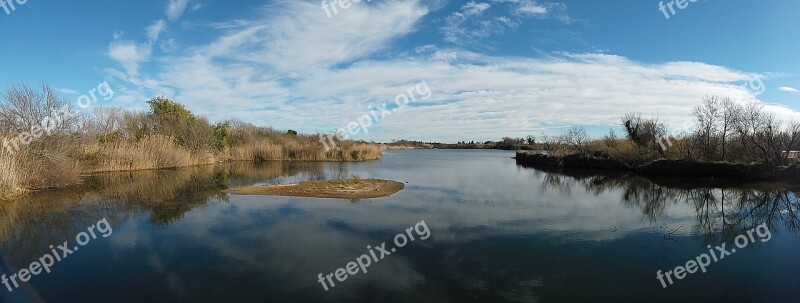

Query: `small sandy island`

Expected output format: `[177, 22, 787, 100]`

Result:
[224, 178, 405, 199]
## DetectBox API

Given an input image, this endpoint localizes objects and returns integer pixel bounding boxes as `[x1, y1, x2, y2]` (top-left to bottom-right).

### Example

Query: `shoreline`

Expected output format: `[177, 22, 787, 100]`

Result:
[81, 157, 384, 174]
[515, 151, 800, 185]
[0, 156, 385, 201]
[224, 178, 405, 199]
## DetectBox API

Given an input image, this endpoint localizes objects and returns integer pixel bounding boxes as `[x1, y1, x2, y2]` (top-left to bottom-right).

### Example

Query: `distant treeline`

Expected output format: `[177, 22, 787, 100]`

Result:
[516, 96, 800, 178]
[386, 138, 534, 150]
[0, 84, 382, 199]
[393, 95, 800, 171]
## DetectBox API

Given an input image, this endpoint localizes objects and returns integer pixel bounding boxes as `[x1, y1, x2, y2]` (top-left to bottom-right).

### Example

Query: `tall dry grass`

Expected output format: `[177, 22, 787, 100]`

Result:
[0, 133, 384, 200]
[0, 149, 23, 199]
[227, 141, 284, 161]
[325, 143, 384, 161]
[0, 139, 81, 198]
[227, 140, 383, 162]
[0, 87, 388, 200]
[78, 135, 217, 173]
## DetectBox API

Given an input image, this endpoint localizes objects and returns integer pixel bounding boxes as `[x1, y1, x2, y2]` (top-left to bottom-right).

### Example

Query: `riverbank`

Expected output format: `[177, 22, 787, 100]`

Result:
[78, 137, 383, 174]
[225, 178, 404, 199]
[0, 142, 384, 200]
[515, 151, 800, 184]
[0, 90, 385, 200]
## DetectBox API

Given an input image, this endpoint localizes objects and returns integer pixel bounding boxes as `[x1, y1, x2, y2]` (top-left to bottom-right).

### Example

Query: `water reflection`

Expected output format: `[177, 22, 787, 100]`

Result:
[0, 151, 797, 302]
[0, 162, 338, 252]
[520, 164, 800, 242]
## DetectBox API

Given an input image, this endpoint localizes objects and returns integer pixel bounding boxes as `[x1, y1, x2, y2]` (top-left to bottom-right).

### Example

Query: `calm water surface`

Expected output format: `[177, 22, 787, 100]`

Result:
[0, 149, 798, 303]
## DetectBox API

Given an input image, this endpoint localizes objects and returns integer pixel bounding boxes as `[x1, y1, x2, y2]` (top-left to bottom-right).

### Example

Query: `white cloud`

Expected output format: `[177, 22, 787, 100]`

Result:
[108, 0, 194, 86]
[108, 40, 151, 79]
[779, 86, 800, 94]
[463, 2, 492, 15]
[489, 0, 565, 15]
[443, 0, 568, 44]
[167, 0, 191, 22]
[104, 0, 800, 142]
[195, 0, 427, 74]
[443, 2, 504, 44]
[56, 88, 79, 95]
[514, 0, 547, 15]
[160, 38, 177, 53]
[147, 20, 167, 42]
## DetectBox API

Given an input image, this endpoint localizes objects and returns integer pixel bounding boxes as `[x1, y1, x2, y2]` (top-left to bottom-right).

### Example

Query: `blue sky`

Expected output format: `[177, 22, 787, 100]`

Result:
[0, 0, 798, 142]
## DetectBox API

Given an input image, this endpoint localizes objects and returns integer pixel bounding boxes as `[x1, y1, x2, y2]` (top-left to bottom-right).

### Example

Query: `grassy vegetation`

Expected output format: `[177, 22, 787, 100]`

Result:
[516, 96, 800, 180]
[0, 84, 383, 199]
[0, 149, 23, 199]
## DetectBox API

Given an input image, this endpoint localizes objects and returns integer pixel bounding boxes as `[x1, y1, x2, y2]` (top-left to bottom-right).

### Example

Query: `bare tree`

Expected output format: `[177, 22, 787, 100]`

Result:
[562, 126, 589, 155]
[0, 83, 79, 134]
[622, 112, 668, 159]
[604, 129, 619, 149]
[731, 101, 796, 165]
[691, 96, 740, 162]
[693, 96, 721, 161]
[122, 111, 153, 141]
[720, 98, 739, 161]
[92, 106, 124, 142]
[539, 132, 561, 154]
[526, 135, 536, 146]
[0, 84, 81, 188]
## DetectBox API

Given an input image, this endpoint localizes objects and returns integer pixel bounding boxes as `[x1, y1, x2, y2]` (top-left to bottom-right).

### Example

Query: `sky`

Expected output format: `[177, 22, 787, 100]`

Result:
[0, 0, 798, 142]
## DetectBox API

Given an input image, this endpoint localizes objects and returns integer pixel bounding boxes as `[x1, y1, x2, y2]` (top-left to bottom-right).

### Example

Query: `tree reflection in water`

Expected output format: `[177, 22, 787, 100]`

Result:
[519, 164, 799, 243]
[0, 161, 348, 258]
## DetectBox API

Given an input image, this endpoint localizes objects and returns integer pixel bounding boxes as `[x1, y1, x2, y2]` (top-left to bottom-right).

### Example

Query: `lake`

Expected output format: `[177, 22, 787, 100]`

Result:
[0, 149, 798, 303]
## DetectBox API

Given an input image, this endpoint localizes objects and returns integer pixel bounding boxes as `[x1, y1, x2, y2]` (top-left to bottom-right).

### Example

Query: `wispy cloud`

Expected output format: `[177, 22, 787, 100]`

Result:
[516, 3, 547, 15]
[779, 86, 800, 94]
[442, 2, 501, 44]
[167, 0, 191, 22]
[107, 39, 151, 79]
[102, 0, 799, 142]
[56, 88, 79, 95]
[147, 20, 167, 43]
[108, 0, 196, 85]
[442, 0, 569, 44]
[490, 0, 563, 16]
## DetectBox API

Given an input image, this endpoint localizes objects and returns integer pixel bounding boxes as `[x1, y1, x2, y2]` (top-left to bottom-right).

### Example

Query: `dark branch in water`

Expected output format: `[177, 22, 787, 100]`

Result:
[663, 225, 683, 240]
